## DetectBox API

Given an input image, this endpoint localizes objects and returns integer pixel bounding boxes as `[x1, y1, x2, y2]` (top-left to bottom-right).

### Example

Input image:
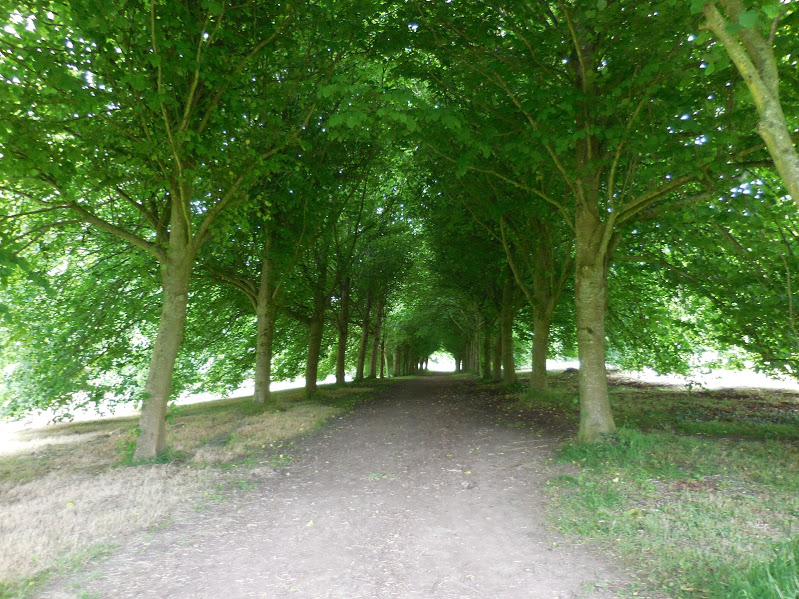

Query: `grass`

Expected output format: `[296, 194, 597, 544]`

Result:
[0, 381, 381, 598]
[498, 370, 799, 599]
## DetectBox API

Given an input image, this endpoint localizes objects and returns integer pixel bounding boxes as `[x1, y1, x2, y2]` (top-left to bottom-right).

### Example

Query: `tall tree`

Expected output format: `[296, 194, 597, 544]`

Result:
[0, 0, 342, 457]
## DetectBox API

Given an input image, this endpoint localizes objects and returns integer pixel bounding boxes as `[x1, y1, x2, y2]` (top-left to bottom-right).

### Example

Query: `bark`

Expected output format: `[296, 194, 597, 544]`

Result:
[531, 236, 555, 390]
[531, 315, 551, 390]
[355, 292, 372, 382]
[305, 291, 327, 398]
[501, 275, 516, 385]
[482, 323, 492, 380]
[135, 227, 194, 460]
[254, 232, 278, 404]
[492, 327, 502, 382]
[335, 278, 351, 385]
[368, 298, 384, 379]
[703, 2, 799, 207]
[574, 200, 617, 442]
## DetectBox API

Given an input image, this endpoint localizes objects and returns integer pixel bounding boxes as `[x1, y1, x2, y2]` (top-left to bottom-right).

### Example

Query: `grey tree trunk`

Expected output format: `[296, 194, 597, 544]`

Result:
[501, 276, 516, 385]
[355, 292, 372, 382]
[492, 327, 502, 382]
[254, 232, 277, 404]
[368, 298, 384, 378]
[530, 236, 555, 390]
[574, 200, 617, 442]
[531, 315, 551, 391]
[135, 230, 194, 460]
[305, 292, 327, 398]
[482, 323, 491, 379]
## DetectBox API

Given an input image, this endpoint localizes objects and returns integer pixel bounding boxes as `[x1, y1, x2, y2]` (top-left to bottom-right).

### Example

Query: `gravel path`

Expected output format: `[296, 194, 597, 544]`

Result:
[41, 376, 626, 599]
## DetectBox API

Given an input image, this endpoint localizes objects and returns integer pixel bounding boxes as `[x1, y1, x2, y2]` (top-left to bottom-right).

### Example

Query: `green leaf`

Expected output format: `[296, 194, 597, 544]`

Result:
[690, 0, 706, 14]
[725, 22, 743, 35]
[738, 10, 759, 28]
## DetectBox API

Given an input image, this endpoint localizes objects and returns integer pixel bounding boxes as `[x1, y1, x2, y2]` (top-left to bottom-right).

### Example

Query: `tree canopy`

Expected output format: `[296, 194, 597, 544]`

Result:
[1, 0, 798, 453]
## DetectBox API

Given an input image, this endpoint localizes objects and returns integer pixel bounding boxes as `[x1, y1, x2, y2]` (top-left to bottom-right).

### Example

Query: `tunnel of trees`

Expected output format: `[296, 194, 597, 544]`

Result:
[1, 0, 798, 458]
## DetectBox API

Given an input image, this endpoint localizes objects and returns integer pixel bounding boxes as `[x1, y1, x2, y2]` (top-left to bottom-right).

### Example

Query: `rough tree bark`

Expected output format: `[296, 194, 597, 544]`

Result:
[135, 208, 195, 460]
[574, 190, 617, 442]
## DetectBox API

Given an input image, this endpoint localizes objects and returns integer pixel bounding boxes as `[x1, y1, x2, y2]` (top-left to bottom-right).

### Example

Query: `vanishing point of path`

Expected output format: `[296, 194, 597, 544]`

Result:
[42, 376, 626, 599]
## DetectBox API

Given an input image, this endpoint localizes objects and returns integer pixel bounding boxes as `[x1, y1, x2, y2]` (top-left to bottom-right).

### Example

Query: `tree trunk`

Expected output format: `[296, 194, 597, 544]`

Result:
[355, 292, 372, 382]
[574, 201, 617, 442]
[368, 298, 384, 379]
[482, 323, 492, 379]
[380, 337, 386, 378]
[335, 278, 351, 385]
[492, 327, 502, 382]
[703, 2, 799, 207]
[501, 275, 516, 385]
[531, 235, 555, 390]
[531, 314, 551, 390]
[305, 292, 326, 398]
[254, 232, 278, 404]
[135, 235, 194, 460]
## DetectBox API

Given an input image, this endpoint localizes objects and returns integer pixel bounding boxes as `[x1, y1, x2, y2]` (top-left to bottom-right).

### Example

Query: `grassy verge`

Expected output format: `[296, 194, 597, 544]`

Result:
[497, 371, 799, 599]
[0, 381, 383, 598]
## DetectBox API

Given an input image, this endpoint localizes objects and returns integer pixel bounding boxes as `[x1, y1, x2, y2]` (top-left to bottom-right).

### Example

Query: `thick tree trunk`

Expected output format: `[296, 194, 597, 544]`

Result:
[574, 202, 617, 442]
[335, 279, 351, 385]
[355, 292, 372, 382]
[305, 293, 326, 398]
[501, 276, 516, 385]
[135, 239, 194, 460]
[531, 314, 551, 391]
[254, 232, 277, 404]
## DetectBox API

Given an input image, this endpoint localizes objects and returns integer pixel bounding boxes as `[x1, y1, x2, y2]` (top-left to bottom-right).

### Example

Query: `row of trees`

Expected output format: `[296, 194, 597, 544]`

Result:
[1, 0, 797, 454]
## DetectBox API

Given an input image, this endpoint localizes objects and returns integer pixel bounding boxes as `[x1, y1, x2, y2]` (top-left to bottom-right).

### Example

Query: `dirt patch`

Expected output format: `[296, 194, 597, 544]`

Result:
[39, 376, 627, 599]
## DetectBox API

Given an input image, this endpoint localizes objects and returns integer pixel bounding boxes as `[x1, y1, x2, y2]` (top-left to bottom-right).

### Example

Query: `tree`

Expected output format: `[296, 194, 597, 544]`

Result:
[699, 0, 799, 205]
[0, 0, 343, 457]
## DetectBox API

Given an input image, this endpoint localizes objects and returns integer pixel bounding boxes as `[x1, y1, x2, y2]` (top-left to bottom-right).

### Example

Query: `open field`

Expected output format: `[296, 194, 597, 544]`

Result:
[0, 383, 380, 598]
[483, 370, 799, 599]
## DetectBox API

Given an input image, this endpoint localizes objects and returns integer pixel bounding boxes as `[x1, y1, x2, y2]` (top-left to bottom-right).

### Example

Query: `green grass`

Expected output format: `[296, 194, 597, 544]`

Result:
[496, 372, 799, 598]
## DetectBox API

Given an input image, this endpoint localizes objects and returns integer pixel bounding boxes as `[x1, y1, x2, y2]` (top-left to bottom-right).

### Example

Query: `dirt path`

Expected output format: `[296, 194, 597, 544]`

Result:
[41, 376, 626, 599]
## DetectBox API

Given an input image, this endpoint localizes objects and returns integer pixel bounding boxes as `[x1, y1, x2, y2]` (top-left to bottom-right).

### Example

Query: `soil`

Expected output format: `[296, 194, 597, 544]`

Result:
[40, 375, 627, 599]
